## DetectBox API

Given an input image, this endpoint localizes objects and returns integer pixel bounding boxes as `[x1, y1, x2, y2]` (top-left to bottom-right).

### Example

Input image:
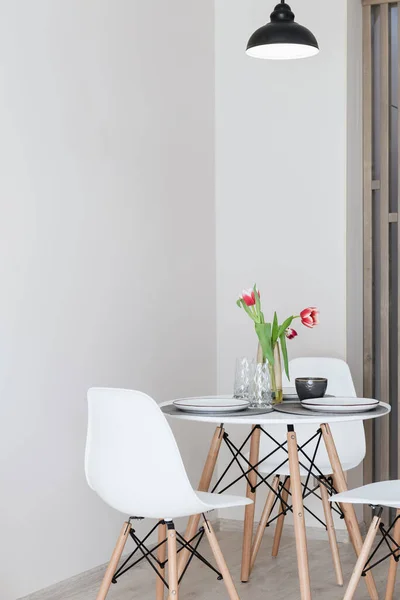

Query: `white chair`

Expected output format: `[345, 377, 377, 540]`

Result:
[250, 358, 365, 587]
[331, 481, 400, 600]
[86, 387, 252, 600]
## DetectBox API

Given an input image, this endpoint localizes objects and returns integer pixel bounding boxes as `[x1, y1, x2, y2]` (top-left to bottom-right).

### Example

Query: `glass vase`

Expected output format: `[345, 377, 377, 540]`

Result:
[257, 341, 283, 404]
[269, 343, 283, 404]
[248, 362, 272, 408]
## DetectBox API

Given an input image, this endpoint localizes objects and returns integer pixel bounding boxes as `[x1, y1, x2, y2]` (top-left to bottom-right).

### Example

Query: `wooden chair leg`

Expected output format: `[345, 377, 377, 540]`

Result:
[385, 509, 400, 600]
[272, 476, 291, 558]
[319, 479, 343, 586]
[178, 425, 224, 578]
[203, 518, 240, 600]
[167, 522, 179, 600]
[241, 425, 261, 582]
[344, 514, 381, 600]
[250, 475, 280, 571]
[287, 428, 312, 600]
[156, 520, 167, 600]
[96, 521, 131, 600]
[321, 423, 379, 600]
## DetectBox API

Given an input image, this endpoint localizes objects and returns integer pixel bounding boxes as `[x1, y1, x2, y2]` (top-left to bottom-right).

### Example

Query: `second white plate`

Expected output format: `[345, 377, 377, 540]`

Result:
[302, 397, 379, 413]
[173, 396, 249, 413]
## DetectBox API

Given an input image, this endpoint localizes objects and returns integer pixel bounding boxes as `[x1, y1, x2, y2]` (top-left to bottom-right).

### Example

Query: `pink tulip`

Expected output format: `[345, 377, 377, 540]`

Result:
[300, 307, 319, 329]
[285, 327, 298, 340]
[241, 288, 260, 307]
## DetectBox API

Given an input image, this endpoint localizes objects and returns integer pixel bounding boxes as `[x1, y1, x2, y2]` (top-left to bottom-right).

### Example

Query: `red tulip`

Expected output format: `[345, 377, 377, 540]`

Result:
[285, 327, 298, 340]
[300, 307, 319, 328]
[241, 288, 260, 307]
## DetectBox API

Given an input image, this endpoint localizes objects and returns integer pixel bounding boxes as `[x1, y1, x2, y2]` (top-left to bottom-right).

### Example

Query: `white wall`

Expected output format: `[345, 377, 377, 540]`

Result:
[345, 0, 364, 505]
[0, 2, 215, 598]
[215, 0, 351, 524]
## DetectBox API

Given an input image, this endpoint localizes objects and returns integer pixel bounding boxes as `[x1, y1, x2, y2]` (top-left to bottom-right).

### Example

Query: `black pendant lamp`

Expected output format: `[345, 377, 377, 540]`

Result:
[246, 1, 319, 60]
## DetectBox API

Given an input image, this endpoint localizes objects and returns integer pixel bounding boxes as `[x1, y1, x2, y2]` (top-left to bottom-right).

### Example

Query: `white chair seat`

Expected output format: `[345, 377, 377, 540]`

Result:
[116, 491, 252, 520]
[331, 480, 400, 509]
[196, 491, 252, 511]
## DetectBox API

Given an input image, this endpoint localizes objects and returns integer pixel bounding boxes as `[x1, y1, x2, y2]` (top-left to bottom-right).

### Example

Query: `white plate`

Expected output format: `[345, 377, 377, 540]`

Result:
[173, 396, 249, 414]
[302, 397, 379, 413]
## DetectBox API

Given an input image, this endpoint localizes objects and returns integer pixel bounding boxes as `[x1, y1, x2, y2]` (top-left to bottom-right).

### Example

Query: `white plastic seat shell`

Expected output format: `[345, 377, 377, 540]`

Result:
[330, 481, 400, 509]
[85, 388, 252, 520]
[257, 357, 365, 477]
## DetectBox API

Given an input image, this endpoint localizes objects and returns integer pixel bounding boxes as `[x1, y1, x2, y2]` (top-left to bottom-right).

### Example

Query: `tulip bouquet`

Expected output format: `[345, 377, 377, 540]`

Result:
[237, 285, 319, 403]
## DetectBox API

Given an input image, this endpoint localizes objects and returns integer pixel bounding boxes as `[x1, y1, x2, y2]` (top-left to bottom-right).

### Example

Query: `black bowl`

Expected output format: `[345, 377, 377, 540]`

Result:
[295, 377, 328, 401]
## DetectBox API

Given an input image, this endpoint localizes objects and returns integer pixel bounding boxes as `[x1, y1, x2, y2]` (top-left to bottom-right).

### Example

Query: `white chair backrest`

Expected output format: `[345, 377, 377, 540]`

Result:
[85, 388, 199, 518]
[259, 358, 365, 472]
[282, 356, 357, 396]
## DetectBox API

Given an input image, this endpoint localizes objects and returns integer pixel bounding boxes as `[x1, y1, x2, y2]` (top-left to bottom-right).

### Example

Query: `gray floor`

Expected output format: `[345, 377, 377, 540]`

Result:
[38, 528, 397, 600]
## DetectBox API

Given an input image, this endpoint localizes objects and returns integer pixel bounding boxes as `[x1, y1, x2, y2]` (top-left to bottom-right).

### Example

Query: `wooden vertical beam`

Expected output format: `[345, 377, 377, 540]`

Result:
[363, 0, 395, 5]
[379, 2, 390, 483]
[362, 2, 374, 523]
[397, 1, 400, 484]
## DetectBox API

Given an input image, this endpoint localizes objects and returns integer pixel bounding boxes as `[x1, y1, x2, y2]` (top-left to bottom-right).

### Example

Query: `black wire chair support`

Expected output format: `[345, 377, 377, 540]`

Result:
[362, 513, 400, 576]
[112, 519, 222, 588]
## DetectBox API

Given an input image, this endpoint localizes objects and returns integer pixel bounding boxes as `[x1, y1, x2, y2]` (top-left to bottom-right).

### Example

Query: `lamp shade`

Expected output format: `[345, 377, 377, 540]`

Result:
[246, 2, 319, 60]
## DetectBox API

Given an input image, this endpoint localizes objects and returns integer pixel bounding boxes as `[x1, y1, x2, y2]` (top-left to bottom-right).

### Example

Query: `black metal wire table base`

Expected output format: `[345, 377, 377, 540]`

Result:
[111, 422, 345, 586]
[211, 423, 344, 529]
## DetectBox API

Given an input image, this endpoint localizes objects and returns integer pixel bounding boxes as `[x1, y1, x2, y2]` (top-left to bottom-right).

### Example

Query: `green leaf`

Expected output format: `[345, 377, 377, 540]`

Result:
[272, 311, 279, 345]
[255, 322, 274, 365]
[277, 315, 295, 339]
[253, 284, 261, 320]
[236, 299, 242, 308]
[279, 333, 290, 380]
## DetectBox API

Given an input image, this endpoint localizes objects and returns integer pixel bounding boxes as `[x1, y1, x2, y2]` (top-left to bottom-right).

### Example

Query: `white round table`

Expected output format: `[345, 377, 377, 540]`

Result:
[161, 400, 390, 600]
[160, 400, 390, 425]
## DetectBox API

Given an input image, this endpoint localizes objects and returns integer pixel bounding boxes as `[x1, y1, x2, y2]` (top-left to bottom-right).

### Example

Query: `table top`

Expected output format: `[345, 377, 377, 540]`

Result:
[160, 400, 391, 425]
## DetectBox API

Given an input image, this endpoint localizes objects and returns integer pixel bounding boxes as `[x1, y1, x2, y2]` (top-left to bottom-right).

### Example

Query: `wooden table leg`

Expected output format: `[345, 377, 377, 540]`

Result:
[319, 479, 343, 586]
[321, 423, 379, 600]
[287, 426, 312, 600]
[250, 474, 280, 572]
[241, 425, 261, 582]
[156, 520, 167, 600]
[272, 476, 291, 558]
[177, 424, 224, 578]
[385, 509, 400, 600]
